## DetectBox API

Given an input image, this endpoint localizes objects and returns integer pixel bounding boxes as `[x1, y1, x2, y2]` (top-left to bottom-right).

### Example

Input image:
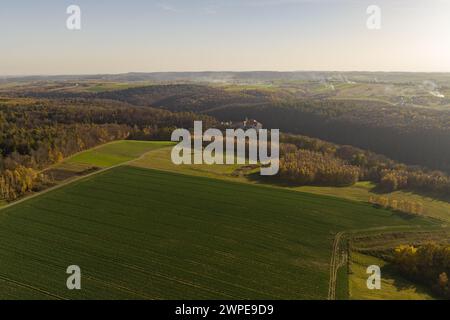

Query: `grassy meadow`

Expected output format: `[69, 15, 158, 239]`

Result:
[349, 253, 435, 300]
[133, 147, 450, 223]
[65, 140, 174, 168]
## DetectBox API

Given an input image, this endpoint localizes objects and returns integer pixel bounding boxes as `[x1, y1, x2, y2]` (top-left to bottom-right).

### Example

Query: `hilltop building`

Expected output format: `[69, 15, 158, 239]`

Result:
[223, 118, 263, 131]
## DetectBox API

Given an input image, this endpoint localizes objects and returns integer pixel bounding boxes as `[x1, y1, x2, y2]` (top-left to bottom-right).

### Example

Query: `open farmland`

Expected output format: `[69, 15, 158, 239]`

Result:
[349, 253, 435, 300]
[0, 141, 174, 209]
[133, 147, 450, 223]
[66, 140, 174, 168]
[0, 165, 436, 300]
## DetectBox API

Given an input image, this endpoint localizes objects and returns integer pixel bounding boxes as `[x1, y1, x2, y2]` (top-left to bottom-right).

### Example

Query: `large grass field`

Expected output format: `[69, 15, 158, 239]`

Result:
[133, 147, 450, 223]
[0, 140, 445, 299]
[0, 165, 435, 299]
[349, 253, 435, 300]
[0, 141, 173, 209]
[65, 140, 174, 168]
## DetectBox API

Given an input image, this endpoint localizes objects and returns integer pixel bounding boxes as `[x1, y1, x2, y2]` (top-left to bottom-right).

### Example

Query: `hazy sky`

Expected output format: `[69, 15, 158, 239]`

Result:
[1, 0, 449, 75]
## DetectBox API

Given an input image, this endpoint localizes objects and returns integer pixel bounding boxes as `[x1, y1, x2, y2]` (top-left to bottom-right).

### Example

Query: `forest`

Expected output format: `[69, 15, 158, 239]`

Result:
[278, 134, 450, 198]
[20, 83, 449, 174]
[0, 98, 214, 201]
[2, 81, 450, 204]
[210, 100, 450, 174]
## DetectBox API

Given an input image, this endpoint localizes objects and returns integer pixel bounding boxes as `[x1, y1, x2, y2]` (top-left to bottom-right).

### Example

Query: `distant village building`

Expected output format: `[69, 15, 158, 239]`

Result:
[222, 118, 263, 132]
[242, 118, 263, 131]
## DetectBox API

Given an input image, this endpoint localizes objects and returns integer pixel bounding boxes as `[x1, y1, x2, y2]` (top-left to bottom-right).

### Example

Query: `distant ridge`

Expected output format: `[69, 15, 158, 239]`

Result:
[3, 71, 450, 84]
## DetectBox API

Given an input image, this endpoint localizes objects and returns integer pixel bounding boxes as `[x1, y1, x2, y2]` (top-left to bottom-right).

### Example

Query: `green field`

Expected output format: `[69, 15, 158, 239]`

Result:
[0, 140, 445, 299]
[0, 140, 173, 209]
[66, 140, 174, 168]
[133, 147, 450, 223]
[349, 253, 435, 300]
[0, 165, 435, 299]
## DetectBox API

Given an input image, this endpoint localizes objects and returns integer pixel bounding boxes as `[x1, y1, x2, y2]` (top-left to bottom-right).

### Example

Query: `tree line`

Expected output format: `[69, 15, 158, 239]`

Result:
[276, 134, 450, 199]
[21, 84, 450, 174]
[208, 98, 450, 174]
[392, 243, 450, 299]
[279, 146, 360, 186]
[368, 196, 424, 216]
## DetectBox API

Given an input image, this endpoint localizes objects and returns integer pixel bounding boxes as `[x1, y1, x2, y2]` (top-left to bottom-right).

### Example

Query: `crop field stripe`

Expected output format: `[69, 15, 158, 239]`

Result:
[9, 204, 301, 298]
[0, 165, 432, 299]
[0, 247, 156, 300]
[1, 209, 288, 296]
[0, 229, 244, 299]
[0, 274, 66, 300]
[41, 168, 354, 236]
[90, 166, 390, 219]
[0, 216, 275, 299]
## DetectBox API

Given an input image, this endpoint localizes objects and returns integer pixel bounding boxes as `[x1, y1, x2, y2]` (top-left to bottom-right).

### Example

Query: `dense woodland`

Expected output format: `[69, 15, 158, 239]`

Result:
[19, 84, 450, 175]
[3, 83, 450, 202]
[0, 99, 214, 201]
[278, 134, 450, 198]
[16, 84, 274, 113]
[279, 146, 360, 186]
[27, 83, 449, 174]
[210, 101, 450, 174]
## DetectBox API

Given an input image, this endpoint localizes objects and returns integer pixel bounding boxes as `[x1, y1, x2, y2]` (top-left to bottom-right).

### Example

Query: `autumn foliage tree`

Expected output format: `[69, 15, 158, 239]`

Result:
[392, 243, 450, 298]
[0, 99, 215, 202]
[279, 145, 360, 186]
[279, 134, 450, 198]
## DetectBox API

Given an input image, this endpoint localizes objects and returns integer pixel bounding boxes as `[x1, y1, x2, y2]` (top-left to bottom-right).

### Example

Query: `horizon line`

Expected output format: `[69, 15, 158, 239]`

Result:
[3, 70, 450, 78]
